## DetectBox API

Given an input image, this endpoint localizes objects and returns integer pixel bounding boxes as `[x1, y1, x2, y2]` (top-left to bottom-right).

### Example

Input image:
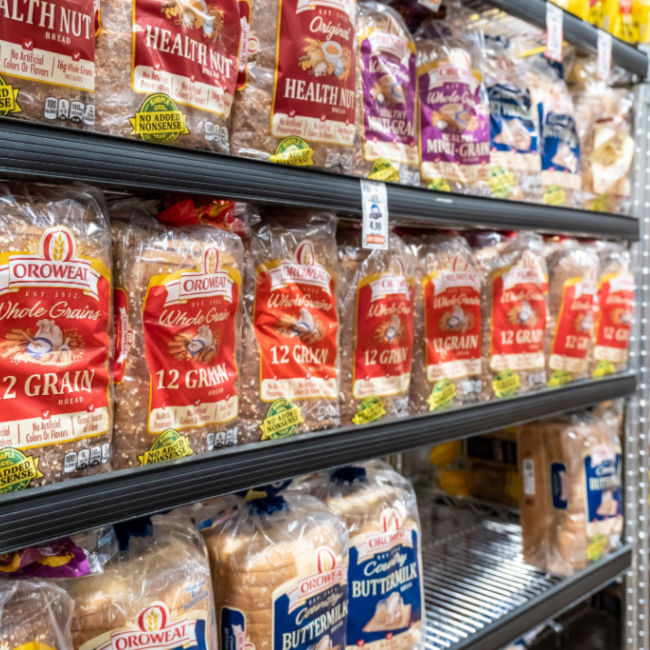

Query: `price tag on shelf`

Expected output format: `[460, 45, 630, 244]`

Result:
[545, 2, 563, 62]
[597, 29, 612, 81]
[360, 179, 388, 250]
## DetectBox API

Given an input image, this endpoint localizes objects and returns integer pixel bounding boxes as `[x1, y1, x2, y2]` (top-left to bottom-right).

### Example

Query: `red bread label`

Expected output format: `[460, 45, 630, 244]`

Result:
[271, 0, 356, 151]
[112, 287, 133, 384]
[142, 247, 240, 434]
[254, 242, 338, 401]
[594, 271, 634, 363]
[353, 268, 414, 399]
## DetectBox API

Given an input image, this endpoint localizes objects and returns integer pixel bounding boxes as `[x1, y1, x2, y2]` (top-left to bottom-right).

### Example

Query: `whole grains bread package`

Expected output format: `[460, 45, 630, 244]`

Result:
[410, 231, 484, 413]
[306, 461, 424, 650]
[0, 183, 113, 493]
[95, 0, 241, 150]
[230, 0, 357, 171]
[0, 0, 95, 128]
[205, 483, 349, 650]
[355, 1, 419, 185]
[415, 20, 491, 195]
[338, 227, 416, 426]
[111, 199, 244, 469]
[240, 210, 340, 443]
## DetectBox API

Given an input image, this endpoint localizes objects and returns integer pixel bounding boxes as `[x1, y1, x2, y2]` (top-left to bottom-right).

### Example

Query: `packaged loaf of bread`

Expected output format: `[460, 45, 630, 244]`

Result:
[95, 0, 240, 150]
[338, 227, 416, 425]
[545, 238, 599, 386]
[0, 0, 95, 127]
[306, 461, 424, 649]
[0, 183, 113, 493]
[240, 209, 340, 443]
[410, 231, 484, 412]
[204, 482, 349, 650]
[415, 20, 490, 195]
[111, 199, 244, 469]
[592, 242, 634, 377]
[354, 1, 419, 185]
[230, 0, 356, 172]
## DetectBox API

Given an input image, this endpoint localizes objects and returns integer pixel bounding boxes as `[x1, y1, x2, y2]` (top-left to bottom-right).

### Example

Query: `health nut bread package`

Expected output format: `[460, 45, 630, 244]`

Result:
[111, 199, 244, 469]
[204, 483, 349, 650]
[240, 209, 340, 442]
[0, 183, 113, 494]
[230, 0, 357, 171]
[95, 0, 241, 150]
[338, 227, 416, 426]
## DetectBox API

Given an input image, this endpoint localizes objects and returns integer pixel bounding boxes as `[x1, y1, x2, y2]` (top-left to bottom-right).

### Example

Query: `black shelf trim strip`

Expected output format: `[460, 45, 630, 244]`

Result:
[0, 119, 639, 240]
[0, 372, 635, 553]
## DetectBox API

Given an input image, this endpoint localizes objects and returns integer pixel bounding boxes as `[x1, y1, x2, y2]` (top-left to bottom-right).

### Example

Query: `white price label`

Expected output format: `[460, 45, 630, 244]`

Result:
[360, 179, 389, 250]
[417, 0, 442, 10]
[597, 30, 612, 81]
[545, 3, 564, 63]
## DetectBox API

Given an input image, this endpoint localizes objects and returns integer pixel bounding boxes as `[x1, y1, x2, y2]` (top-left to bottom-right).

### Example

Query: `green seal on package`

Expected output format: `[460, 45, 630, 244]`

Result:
[428, 178, 451, 192]
[427, 379, 456, 411]
[352, 396, 386, 425]
[543, 184, 566, 206]
[0, 75, 20, 117]
[548, 370, 572, 387]
[369, 158, 400, 183]
[260, 399, 304, 439]
[492, 370, 520, 398]
[593, 359, 616, 378]
[139, 428, 193, 465]
[130, 93, 189, 144]
[587, 533, 607, 562]
[270, 136, 314, 166]
[489, 166, 515, 199]
[0, 448, 43, 493]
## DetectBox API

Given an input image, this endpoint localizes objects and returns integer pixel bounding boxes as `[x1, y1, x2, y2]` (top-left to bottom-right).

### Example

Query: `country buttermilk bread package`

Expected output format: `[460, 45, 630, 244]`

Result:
[518, 410, 623, 576]
[0, 0, 95, 127]
[230, 0, 357, 171]
[95, 0, 241, 149]
[338, 227, 416, 426]
[306, 461, 424, 650]
[354, 1, 419, 185]
[204, 482, 349, 650]
[240, 209, 340, 443]
[0, 183, 113, 494]
[111, 199, 244, 469]
[410, 231, 484, 413]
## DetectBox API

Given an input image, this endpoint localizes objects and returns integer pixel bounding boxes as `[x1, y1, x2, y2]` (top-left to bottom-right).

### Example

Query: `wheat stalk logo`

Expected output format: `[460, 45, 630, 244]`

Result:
[146, 609, 160, 631]
[52, 233, 66, 261]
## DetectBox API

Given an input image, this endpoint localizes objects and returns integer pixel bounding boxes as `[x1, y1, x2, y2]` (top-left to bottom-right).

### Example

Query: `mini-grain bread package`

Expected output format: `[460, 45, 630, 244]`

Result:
[240, 209, 340, 443]
[415, 19, 491, 195]
[338, 227, 416, 426]
[0, 0, 95, 128]
[0, 183, 113, 494]
[305, 461, 424, 650]
[230, 0, 357, 172]
[354, 1, 419, 185]
[111, 199, 244, 469]
[95, 0, 241, 150]
[204, 482, 349, 650]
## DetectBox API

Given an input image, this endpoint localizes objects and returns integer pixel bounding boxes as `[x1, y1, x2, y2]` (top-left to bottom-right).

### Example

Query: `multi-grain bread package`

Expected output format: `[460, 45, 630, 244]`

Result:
[355, 1, 419, 185]
[338, 228, 416, 425]
[95, 0, 241, 150]
[111, 199, 244, 469]
[240, 210, 340, 442]
[410, 231, 484, 412]
[205, 483, 349, 650]
[230, 0, 357, 172]
[0, 0, 95, 127]
[306, 461, 424, 650]
[0, 183, 113, 493]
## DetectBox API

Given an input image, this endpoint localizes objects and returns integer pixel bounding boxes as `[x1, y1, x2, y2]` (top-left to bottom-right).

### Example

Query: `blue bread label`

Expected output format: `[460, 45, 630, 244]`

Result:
[221, 606, 246, 650]
[551, 462, 568, 510]
[538, 109, 580, 175]
[584, 452, 621, 522]
[488, 83, 538, 155]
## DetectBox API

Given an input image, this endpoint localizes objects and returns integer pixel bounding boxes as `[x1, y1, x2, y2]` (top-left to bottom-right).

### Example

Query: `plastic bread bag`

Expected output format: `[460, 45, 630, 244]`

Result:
[204, 481, 349, 650]
[354, 1, 419, 185]
[338, 226, 416, 426]
[111, 198, 244, 469]
[0, 182, 113, 493]
[415, 19, 491, 195]
[95, 0, 240, 150]
[409, 231, 484, 413]
[240, 209, 340, 443]
[230, 0, 357, 172]
[303, 461, 424, 650]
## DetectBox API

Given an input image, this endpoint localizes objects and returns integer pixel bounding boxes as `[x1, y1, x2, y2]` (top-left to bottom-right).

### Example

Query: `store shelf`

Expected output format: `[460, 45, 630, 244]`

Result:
[0, 119, 639, 240]
[0, 372, 635, 554]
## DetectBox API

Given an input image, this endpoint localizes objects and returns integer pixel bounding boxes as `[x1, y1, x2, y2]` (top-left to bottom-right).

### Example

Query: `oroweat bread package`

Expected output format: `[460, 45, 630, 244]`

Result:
[240, 209, 340, 442]
[204, 482, 349, 650]
[0, 183, 113, 493]
[354, 1, 419, 184]
[95, 0, 241, 150]
[230, 0, 357, 171]
[111, 199, 244, 469]
[338, 227, 416, 425]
